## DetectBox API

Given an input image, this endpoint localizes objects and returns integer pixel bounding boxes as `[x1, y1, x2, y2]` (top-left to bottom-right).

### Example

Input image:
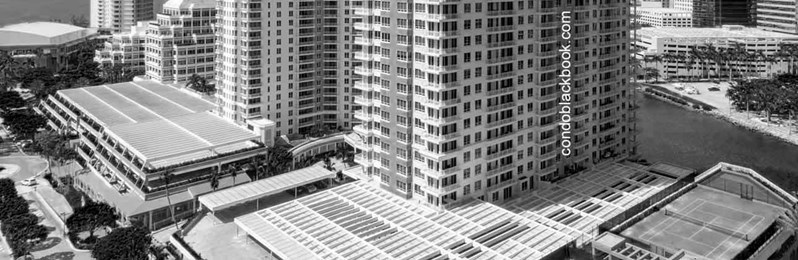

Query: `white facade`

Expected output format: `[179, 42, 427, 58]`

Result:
[94, 23, 148, 72]
[90, 0, 167, 33]
[349, 0, 635, 208]
[144, 0, 217, 84]
[673, 0, 693, 12]
[214, 0, 358, 137]
[637, 7, 693, 27]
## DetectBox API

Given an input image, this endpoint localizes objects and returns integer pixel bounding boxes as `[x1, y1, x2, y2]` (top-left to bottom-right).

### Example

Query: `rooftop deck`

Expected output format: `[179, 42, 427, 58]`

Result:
[235, 163, 678, 260]
[621, 185, 784, 259]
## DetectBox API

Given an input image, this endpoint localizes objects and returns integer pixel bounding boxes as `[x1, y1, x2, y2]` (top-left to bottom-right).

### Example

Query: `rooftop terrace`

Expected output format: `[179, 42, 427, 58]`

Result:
[235, 163, 678, 260]
[621, 185, 784, 259]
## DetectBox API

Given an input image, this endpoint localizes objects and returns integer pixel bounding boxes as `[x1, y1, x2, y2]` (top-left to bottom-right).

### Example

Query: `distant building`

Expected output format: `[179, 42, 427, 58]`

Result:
[144, 0, 217, 84]
[0, 22, 99, 72]
[672, 0, 693, 12]
[90, 0, 168, 33]
[637, 7, 693, 27]
[756, 0, 798, 35]
[94, 22, 147, 72]
[693, 0, 756, 27]
[36, 80, 276, 230]
[634, 25, 798, 79]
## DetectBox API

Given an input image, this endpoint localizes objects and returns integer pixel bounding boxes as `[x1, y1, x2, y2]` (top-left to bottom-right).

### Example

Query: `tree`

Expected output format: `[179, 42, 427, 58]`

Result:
[0, 90, 26, 111]
[70, 15, 90, 28]
[16, 67, 55, 88]
[1, 110, 46, 139]
[265, 144, 294, 176]
[162, 169, 180, 231]
[66, 202, 118, 238]
[0, 196, 29, 221]
[100, 64, 141, 84]
[91, 226, 152, 260]
[643, 67, 660, 83]
[185, 74, 214, 95]
[209, 167, 220, 191]
[33, 131, 74, 174]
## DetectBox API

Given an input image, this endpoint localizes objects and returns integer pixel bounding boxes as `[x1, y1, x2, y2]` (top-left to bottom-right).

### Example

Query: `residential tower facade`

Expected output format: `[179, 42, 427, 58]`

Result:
[91, 0, 167, 33]
[214, 0, 359, 137]
[756, 0, 798, 35]
[348, 0, 635, 208]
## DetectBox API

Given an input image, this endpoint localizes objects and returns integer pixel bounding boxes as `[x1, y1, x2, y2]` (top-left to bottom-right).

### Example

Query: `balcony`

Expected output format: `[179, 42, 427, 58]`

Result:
[424, 30, 458, 38]
[486, 148, 515, 161]
[486, 71, 516, 80]
[421, 166, 459, 179]
[537, 107, 557, 116]
[483, 102, 516, 113]
[354, 153, 373, 167]
[486, 41, 515, 48]
[424, 98, 460, 108]
[486, 25, 516, 32]
[421, 81, 459, 91]
[486, 164, 515, 177]
[426, 64, 459, 73]
[423, 132, 460, 143]
[354, 96, 373, 106]
[486, 86, 516, 97]
[419, 46, 458, 56]
[353, 111, 373, 122]
[487, 10, 516, 16]
[424, 183, 461, 196]
[486, 56, 515, 64]
[486, 117, 515, 128]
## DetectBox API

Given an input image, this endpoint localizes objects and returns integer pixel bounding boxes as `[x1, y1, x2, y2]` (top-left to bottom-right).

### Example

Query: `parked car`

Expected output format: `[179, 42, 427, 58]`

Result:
[285, 186, 306, 196]
[21, 177, 37, 186]
[708, 87, 721, 92]
[305, 184, 318, 193]
[314, 181, 329, 189]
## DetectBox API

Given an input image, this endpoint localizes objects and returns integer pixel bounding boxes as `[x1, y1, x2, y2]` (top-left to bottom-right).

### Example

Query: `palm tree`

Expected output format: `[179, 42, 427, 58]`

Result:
[209, 166, 220, 191]
[229, 164, 238, 186]
[162, 169, 179, 231]
[185, 74, 213, 95]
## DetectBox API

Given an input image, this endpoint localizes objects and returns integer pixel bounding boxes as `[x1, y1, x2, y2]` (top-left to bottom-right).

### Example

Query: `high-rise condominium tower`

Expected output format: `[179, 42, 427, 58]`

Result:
[144, 0, 217, 83]
[215, 0, 359, 136]
[756, 0, 798, 34]
[91, 0, 168, 33]
[693, 0, 756, 27]
[348, 0, 635, 208]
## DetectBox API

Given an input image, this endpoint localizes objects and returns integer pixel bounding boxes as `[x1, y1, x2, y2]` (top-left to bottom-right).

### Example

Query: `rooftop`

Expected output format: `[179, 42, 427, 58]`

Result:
[638, 26, 798, 39]
[58, 81, 260, 168]
[621, 185, 783, 259]
[637, 7, 692, 14]
[0, 22, 97, 47]
[163, 0, 216, 9]
[235, 163, 677, 260]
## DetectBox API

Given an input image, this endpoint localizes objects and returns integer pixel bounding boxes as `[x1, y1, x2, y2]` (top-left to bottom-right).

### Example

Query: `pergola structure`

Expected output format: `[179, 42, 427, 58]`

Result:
[234, 163, 677, 260]
[198, 164, 335, 212]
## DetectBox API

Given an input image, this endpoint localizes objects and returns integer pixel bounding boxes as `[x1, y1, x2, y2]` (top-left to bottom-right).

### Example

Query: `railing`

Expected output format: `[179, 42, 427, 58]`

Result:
[486, 117, 515, 128]
[486, 86, 516, 96]
[484, 102, 516, 113]
[486, 164, 515, 177]
[486, 148, 515, 161]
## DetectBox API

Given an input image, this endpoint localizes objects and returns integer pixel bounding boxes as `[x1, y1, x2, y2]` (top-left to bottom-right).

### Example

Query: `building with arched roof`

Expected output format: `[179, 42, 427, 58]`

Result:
[0, 22, 99, 71]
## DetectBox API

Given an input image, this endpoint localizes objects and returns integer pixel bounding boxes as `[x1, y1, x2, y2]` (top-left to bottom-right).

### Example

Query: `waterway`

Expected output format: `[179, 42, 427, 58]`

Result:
[636, 92, 798, 192]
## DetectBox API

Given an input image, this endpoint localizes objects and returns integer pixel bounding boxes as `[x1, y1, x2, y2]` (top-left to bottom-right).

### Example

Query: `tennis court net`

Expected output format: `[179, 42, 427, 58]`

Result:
[663, 209, 748, 241]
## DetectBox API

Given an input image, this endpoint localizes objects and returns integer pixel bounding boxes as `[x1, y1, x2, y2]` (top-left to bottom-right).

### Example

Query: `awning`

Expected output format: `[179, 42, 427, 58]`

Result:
[198, 163, 334, 212]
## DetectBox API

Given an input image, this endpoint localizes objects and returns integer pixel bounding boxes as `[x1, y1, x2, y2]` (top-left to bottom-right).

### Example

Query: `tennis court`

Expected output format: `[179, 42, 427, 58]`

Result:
[621, 186, 784, 259]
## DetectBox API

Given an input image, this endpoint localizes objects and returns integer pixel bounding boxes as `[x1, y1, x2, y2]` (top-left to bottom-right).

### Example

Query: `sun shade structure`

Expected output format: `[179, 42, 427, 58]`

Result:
[199, 164, 335, 212]
[235, 163, 677, 260]
[57, 81, 260, 169]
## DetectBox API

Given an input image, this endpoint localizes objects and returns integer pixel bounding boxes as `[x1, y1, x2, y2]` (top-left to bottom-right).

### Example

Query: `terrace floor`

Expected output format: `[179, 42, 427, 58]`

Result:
[621, 185, 784, 259]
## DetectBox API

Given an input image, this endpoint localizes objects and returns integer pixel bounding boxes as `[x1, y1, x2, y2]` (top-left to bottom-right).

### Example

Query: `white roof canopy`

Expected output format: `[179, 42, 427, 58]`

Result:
[198, 164, 335, 212]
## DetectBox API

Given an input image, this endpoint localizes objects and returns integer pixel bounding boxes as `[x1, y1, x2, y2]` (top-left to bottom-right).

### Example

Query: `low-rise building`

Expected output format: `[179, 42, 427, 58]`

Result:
[0, 22, 99, 72]
[94, 22, 148, 72]
[36, 80, 276, 230]
[634, 25, 798, 79]
[636, 7, 693, 27]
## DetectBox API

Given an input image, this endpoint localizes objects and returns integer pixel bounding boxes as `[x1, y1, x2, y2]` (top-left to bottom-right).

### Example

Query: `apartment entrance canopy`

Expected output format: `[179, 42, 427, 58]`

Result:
[198, 164, 334, 212]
